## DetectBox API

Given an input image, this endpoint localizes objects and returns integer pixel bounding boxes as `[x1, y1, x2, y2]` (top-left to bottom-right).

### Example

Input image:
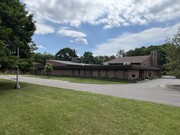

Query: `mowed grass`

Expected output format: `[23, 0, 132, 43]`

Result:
[26, 75, 136, 84]
[0, 80, 180, 135]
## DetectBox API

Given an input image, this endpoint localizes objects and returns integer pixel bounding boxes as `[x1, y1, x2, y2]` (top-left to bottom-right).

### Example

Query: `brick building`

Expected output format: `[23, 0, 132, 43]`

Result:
[37, 51, 161, 80]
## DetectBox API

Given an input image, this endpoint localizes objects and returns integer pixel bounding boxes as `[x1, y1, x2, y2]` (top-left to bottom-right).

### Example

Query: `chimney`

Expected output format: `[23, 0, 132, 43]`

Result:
[150, 50, 158, 66]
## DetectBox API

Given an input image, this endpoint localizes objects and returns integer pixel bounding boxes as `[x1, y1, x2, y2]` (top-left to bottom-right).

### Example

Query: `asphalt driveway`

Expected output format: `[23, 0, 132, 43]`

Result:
[0, 75, 180, 107]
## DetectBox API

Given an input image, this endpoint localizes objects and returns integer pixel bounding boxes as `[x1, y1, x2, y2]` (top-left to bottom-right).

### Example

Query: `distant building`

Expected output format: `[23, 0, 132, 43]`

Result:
[35, 51, 161, 80]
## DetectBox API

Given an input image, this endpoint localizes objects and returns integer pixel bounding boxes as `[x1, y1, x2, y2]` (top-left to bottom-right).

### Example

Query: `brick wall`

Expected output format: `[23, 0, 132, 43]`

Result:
[141, 57, 151, 66]
[48, 68, 159, 80]
[128, 70, 139, 80]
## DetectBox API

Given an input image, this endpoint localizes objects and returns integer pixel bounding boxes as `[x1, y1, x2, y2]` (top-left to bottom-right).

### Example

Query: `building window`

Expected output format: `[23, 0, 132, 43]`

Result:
[132, 74, 136, 78]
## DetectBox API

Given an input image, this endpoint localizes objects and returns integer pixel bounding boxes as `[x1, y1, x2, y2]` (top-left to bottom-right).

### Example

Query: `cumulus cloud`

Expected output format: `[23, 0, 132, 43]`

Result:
[58, 29, 86, 38]
[35, 23, 55, 35]
[93, 23, 180, 56]
[58, 29, 88, 45]
[74, 38, 88, 45]
[23, 0, 180, 29]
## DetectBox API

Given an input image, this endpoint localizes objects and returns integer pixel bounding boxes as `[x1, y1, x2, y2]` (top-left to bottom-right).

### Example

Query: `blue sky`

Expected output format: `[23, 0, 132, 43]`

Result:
[21, 0, 180, 56]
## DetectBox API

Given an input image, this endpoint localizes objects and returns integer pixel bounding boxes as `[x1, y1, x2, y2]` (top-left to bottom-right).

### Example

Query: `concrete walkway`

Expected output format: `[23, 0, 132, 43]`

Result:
[0, 75, 180, 107]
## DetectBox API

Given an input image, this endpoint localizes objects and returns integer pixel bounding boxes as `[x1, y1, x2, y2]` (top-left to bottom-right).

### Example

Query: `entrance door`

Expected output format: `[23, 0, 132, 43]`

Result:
[139, 70, 144, 80]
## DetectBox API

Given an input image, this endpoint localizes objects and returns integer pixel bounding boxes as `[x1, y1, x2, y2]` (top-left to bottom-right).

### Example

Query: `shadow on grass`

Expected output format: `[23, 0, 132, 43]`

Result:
[0, 81, 15, 91]
[0, 80, 29, 92]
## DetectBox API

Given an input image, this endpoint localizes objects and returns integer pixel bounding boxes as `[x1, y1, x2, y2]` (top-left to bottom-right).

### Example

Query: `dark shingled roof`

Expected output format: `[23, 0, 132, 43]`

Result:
[107, 55, 151, 64]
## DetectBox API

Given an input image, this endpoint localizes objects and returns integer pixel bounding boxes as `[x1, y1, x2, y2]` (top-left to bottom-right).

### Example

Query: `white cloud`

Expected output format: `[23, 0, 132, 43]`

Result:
[35, 23, 55, 35]
[58, 29, 86, 38]
[93, 23, 180, 56]
[58, 29, 88, 45]
[23, 0, 180, 29]
[74, 38, 88, 45]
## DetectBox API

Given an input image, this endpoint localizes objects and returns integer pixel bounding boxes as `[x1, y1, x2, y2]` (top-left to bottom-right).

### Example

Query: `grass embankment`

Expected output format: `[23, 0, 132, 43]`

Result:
[0, 79, 180, 135]
[26, 75, 136, 84]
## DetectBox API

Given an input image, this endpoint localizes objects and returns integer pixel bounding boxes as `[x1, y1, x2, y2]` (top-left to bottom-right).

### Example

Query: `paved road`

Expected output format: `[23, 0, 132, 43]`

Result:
[0, 75, 180, 107]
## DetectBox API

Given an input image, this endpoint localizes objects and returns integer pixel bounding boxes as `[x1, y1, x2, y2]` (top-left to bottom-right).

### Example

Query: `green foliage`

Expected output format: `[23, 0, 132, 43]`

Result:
[116, 49, 126, 57]
[81, 52, 116, 64]
[44, 63, 53, 77]
[33, 52, 55, 64]
[55, 47, 78, 61]
[165, 29, 180, 78]
[81, 51, 94, 64]
[0, 0, 36, 72]
[94, 55, 116, 64]
[0, 56, 16, 72]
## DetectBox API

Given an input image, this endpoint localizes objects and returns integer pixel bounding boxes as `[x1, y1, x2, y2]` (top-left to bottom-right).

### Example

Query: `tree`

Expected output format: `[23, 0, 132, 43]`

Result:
[33, 52, 55, 64]
[81, 52, 94, 64]
[0, 0, 36, 72]
[55, 48, 78, 61]
[44, 63, 53, 77]
[94, 55, 116, 64]
[165, 29, 180, 78]
[116, 49, 126, 57]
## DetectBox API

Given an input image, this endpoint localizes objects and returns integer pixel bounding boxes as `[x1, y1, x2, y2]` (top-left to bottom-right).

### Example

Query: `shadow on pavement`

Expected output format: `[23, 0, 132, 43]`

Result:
[166, 85, 180, 91]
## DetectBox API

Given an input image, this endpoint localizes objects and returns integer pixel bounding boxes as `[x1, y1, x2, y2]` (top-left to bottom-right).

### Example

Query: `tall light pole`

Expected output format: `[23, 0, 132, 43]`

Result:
[14, 46, 20, 89]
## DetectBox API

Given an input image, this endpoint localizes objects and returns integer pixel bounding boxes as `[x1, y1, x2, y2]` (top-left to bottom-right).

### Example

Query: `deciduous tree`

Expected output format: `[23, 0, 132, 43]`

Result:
[165, 29, 180, 78]
[0, 0, 36, 72]
[55, 48, 78, 61]
[44, 63, 53, 78]
[81, 52, 94, 64]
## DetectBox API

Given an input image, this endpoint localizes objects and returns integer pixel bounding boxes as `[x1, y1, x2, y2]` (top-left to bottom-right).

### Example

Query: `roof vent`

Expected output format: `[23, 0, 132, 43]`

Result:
[123, 61, 132, 65]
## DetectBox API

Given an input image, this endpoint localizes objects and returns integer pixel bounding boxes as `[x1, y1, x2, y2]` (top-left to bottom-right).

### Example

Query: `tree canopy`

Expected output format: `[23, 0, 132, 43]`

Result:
[81, 52, 94, 64]
[94, 55, 116, 64]
[55, 47, 78, 61]
[165, 29, 180, 78]
[0, 0, 36, 72]
[33, 52, 55, 64]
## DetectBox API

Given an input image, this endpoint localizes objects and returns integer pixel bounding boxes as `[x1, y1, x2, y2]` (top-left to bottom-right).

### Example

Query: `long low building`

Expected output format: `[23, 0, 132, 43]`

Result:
[35, 51, 161, 80]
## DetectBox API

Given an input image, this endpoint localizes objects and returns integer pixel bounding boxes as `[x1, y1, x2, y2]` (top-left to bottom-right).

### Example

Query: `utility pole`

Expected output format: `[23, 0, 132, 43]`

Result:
[14, 46, 20, 89]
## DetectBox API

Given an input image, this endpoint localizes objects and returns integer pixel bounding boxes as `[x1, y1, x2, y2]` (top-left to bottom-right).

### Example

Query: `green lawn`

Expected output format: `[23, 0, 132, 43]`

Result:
[0, 79, 180, 135]
[25, 75, 136, 84]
